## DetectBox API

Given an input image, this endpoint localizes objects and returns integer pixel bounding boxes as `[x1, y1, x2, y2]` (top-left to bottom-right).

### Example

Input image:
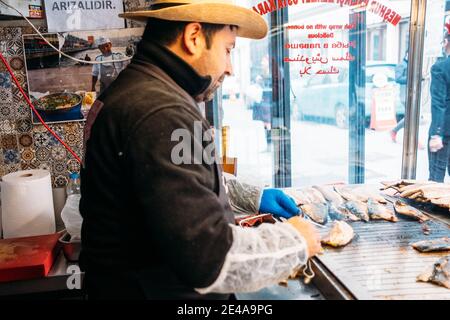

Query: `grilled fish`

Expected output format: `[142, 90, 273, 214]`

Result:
[302, 187, 327, 204]
[412, 238, 450, 252]
[313, 185, 345, 207]
[322, 221, 355, 247]
[380, 179, 427, 191]
[344, 200, 369, 222]
[283, 188, 310, 205]
[367, 198, 398, 222]
[300, 203, 328, 225]
[393, 201, 430, 222]
[328, 204, 347, 221]
[334, 186, 367, 202]
[417, 257, 450, 289]
[430, 196, 450, 208]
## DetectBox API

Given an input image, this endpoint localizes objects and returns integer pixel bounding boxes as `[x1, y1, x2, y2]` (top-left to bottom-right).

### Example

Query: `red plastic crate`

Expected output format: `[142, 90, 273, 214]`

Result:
[0, 233, 61, 282]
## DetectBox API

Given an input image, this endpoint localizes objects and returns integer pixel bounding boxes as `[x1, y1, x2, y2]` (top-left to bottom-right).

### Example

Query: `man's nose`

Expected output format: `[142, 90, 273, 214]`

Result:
[225, 57, 234, 77]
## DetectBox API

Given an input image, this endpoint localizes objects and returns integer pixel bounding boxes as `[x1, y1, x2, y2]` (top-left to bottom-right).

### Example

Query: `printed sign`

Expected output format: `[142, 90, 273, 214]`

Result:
[370, 86, 397, 130]
[0, 0, 43, 18]
[44, 0, 124, 32]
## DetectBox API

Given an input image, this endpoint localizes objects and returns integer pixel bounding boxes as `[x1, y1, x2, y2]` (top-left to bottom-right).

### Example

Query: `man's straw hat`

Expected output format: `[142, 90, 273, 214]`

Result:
[119, 0, 268, 39]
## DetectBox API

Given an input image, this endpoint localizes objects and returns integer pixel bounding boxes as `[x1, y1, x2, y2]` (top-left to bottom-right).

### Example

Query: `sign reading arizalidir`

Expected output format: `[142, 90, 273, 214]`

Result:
[44, 0, 124, 32]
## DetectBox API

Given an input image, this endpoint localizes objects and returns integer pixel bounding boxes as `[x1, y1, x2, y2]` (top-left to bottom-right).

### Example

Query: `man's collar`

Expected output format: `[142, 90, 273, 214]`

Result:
[133, 39, 212, 98]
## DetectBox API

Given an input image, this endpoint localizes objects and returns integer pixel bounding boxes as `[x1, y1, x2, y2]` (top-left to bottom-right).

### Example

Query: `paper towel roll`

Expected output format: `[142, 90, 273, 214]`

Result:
[1, 170, 55, 239]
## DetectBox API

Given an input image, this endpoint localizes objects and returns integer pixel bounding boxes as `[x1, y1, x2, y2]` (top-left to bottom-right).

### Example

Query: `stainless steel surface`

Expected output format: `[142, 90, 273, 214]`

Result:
[310, 258, 356, 300]
[236, 279, 324, 300]
[316, 218, 450, 300]
[402, 0, 427, 179]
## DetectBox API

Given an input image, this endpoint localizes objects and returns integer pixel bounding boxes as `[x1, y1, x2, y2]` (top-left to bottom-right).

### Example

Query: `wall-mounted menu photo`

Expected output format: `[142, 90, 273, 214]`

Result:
[23, 27, 144, 124]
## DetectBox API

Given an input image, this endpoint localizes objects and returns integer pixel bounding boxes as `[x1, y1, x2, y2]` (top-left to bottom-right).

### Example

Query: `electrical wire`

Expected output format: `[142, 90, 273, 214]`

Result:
[0, 52, 82, 164]
[0, 0, 132, 65]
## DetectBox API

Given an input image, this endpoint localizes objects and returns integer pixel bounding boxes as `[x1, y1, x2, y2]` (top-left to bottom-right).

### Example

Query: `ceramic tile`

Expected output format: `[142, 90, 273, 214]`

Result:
[52, 160, 66, 175]
[15, 101, 29, 119]
[16, 118, 32, 133]
[1, 164, 20, 176]
[50, 145, 67, 162]
[0, 72, 11, 89]
[3, 148, 20, 165]
[18, 133, 33, 148]
[0, 119, 15, 133]
[53, 174, 68, 188]
[0, 133, 18, 149]
[20, 147, 35, 162]
[6, 39, 23, 57]
[0, 102, 14, 120]
[0, 28, 21, 41]
[38, 161, 52, 172]
[8, 56, 24, 71]
[64, 131, 82, 147]
[35, 146, 51, 162]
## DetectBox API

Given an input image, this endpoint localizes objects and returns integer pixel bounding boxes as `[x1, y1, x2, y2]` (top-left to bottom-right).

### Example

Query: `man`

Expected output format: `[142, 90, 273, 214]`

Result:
[91, 36, 126, 94]
[428, 24, 450, 182]
[80, 0, 321, 300]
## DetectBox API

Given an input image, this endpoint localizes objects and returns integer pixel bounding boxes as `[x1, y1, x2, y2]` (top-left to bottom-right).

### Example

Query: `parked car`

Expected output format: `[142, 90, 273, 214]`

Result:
[291, 62, 404, 128]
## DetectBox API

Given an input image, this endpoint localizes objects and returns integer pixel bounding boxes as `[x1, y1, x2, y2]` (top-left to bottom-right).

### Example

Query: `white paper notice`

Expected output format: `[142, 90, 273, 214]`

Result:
[44, 0, 125, 32]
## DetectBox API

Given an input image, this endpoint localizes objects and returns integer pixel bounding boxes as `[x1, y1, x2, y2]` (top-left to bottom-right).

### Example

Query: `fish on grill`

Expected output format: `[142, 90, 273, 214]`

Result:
[334, 186, 367, 202]
[417, 257, 450, 289]
[321, 221, 355, 247]
[430, 196, 450, 208]
[313, 185, 345, 207]
[344, 200, 369, 222]
[300, 203, 328, 225]
[367, 198, 398, 222]
[380, 180, 435, 191]
[334, 185, 387, 204]
[412, 237, 450, 252]
[393, 201, 430, 222]
[302, 187, 327, 204]
[283, 188, 311, 206]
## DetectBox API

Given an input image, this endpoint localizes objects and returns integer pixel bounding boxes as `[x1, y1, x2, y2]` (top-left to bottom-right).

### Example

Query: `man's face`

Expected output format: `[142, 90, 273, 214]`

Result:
[192, 26, 237, 101]
[98, 42, 112, 55]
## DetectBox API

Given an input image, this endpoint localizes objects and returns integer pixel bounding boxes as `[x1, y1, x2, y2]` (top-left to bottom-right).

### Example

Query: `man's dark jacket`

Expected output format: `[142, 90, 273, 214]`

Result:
[79, 39, 234, 299]
[429, 56, 450, 137]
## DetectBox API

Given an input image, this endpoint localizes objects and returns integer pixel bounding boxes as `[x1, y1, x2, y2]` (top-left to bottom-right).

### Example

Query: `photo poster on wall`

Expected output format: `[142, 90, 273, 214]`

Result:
[43, 0, 125, 32]
[0, 0, 44, 18]
[22, 27, 144, 124]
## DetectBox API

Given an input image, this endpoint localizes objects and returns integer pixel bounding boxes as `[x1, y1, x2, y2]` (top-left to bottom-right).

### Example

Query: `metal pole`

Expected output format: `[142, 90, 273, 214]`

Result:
[402, 0, 427, 179]
[270, 8, 292, 188]
[348, 10, 366, 184]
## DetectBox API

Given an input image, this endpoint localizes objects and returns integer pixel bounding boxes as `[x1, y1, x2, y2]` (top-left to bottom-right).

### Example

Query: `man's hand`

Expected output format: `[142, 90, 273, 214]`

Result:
[429, 135, 444, 152]
[259, 188, 300, 219]
[287, 216, 322, 258]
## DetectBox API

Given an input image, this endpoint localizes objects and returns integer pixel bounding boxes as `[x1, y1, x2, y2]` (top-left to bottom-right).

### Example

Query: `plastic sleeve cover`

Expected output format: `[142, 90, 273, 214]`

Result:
[224, 173, 263, 213]
[195, 222, 309, 294]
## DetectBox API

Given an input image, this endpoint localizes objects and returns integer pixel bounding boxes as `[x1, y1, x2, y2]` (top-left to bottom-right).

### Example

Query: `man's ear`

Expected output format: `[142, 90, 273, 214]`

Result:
[183, 22, 205, 56]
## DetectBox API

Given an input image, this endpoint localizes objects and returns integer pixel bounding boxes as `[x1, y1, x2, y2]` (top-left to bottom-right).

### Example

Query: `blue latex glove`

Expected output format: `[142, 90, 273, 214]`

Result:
[259, 188, 300, 219]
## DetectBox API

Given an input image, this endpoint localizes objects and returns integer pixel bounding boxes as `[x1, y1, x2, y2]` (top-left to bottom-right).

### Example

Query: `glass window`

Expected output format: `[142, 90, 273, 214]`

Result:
[416, 0, 450, 182]
[220, 9, 273, 186]
[217, 0, 447, 187]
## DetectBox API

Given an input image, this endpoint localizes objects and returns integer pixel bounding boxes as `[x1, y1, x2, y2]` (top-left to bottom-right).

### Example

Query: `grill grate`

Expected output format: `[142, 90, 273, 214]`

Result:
[316, 218, 450, 300]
